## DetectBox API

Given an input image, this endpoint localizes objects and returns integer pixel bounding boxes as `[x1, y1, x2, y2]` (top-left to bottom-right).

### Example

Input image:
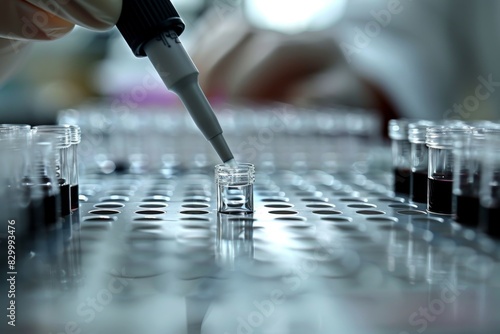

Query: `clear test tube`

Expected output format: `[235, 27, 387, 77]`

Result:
[0, 124, 32, 190]
[408, 121, 435, 203]
[32, 126, 72, 217]
[426, 125, 471, 214]
[479, 131, 500, 238]
[29, 132, 62, 230]
[68, 125, 81, 211]
[452, 129, 483, 226]
[388, 119, 412, 195]
[215, 163, 255, 214]
[0, 124, 31, 137]
[0, 132, 32, 255]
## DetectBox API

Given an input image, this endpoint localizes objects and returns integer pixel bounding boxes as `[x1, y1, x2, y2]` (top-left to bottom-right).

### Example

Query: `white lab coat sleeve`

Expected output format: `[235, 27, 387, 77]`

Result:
[334, 0, 473, 120]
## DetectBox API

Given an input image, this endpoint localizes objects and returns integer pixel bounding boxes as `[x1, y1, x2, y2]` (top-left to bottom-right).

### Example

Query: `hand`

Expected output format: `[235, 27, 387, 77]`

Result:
[0, 0, 122, 82]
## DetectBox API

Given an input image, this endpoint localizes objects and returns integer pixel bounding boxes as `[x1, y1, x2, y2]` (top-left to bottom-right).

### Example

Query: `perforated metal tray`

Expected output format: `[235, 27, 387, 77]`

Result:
[9, 106, 500, 334]
[54, 165, 499, 334]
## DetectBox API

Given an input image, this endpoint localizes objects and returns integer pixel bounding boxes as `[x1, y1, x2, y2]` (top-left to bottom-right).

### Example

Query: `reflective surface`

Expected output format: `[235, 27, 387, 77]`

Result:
[1, 106, 499, 334]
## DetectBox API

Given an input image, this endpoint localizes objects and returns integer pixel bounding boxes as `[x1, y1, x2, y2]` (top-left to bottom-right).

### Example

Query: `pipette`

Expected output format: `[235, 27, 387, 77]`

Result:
[116, 0, 236, 166]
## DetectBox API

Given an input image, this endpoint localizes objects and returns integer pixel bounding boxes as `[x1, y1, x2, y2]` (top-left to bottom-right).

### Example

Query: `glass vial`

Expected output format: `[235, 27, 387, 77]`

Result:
[68, 125, 81, 211]
[479, 130, 500, 238]
[32, 126, 72, 217]
[389, 119, 412, 195]
[426, 125, 470, 214]
[29, 133, 63, 233]
[408, 121, 435, 203]
[215, 163, 255, 214]
[452, 129, 483, 226]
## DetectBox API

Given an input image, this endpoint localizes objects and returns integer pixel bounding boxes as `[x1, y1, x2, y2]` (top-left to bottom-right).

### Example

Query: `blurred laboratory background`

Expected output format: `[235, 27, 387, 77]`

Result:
[0, 0, 345, 125]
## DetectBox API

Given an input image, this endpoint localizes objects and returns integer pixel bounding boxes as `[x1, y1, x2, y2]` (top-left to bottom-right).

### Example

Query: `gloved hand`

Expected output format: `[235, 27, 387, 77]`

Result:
[0, 0, 122, 82]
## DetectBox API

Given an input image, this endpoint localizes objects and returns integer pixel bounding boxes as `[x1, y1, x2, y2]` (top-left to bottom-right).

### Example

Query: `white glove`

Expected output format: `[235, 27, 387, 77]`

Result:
[0, 0, 122, 82]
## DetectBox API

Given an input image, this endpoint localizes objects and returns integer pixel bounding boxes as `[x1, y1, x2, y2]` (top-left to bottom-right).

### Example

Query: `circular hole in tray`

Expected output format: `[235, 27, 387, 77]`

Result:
[183, 196, 210, 203]
[331, 224, 362, 232]
[261, 197, 289, 203]
[106, 190, 134, 197]
[181, 217, 211, 222]
[367, 217, 399, 223]
[306, 203, 335, 208]
[133, 217, 164, 221]
[182, 203, 210, 208]
[94, 202, 125, 209]
[389, 204, 418, 209]
[264, 203, 293, 209]
[347, 204, 377, 209]
[258, 191, 285, 196]
[321, 216, 353, 223]
[398, 210, 427, 216]
[367, 190, 383, 195]
[180, 210, 210, 215]
[131, 220, 163, 230]
[146, 191, 173, 197]
[332, 191, 351, 196]
[301, 197, 328, 202]
[356, 210, 386, 215]
[139, 203, 168, 208]
[142, 196, 170, 202]
[312, 210, 342, 215]
[135, 209, 166, 215]
[275, 216, 307, 221]
[295, 191, 323, 197]
[83, 216, 116, 222]
[99, 195, 129, 202]
[411, 217, 444, 223]
[378, 197, 405, 203]
[88, 209, 121, 215]
[285, 224, 314, 230]
[339, 198, 366, 203]
[80, 222, 111, 231]
[268, 210, 298, 215]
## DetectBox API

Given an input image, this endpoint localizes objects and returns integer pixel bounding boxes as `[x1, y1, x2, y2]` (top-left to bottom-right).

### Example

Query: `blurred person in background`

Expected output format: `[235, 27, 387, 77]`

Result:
[2, 0, 500, 126]
[191, 0, 500, 124]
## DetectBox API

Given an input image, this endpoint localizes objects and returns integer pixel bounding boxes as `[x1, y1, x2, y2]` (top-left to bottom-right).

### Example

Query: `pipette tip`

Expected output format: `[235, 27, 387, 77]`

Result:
[224, 159, 238, 168]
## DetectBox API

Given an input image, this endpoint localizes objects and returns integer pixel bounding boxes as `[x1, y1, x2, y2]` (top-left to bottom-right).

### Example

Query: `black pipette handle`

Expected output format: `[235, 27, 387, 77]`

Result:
[116, 0, 185, 57]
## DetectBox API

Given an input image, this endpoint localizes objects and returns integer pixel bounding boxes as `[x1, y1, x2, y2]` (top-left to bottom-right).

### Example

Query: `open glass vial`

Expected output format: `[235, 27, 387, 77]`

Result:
[215, 163, 255, 214]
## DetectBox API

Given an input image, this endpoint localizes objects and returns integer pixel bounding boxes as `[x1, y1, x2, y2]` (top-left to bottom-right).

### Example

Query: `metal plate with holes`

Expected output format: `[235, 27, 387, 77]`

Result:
[53, 166, 500, 334]
[14, 107, 500, 334]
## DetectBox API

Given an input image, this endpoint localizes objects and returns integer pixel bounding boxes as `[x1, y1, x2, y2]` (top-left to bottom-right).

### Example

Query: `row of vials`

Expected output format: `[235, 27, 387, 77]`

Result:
[389, 119, 500, 238]
[0, 124, 81, 253]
